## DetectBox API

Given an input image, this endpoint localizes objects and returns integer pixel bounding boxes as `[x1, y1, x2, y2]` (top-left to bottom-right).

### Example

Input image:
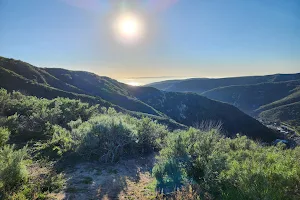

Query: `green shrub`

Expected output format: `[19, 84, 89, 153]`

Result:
[0, 145, 28, 194]
[42, 173, 66, 193]
[0, 88, 11, 116]
[136, 117, 168, 153]
[0, 127, 10, 147]
[36, 125, 75, 158]
[68, 118, 83, 129]
[4, 170, 66, 199]
[72, 114, 168, 163]
[219, 138, 300, 200]
[153, 128, 300, 199]
[0, 89, 99, 142]
[3, 113, 19, 135]
[74, 115, 138, 162]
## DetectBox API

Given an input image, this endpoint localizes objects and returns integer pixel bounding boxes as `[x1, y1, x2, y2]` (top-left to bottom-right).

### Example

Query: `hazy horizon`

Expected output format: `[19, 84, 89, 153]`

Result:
[2, 55, 300, 86]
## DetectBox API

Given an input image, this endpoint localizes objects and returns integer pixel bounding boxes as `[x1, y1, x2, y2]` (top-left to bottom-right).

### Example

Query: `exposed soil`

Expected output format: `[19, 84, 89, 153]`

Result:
[49, 154, 157, 200]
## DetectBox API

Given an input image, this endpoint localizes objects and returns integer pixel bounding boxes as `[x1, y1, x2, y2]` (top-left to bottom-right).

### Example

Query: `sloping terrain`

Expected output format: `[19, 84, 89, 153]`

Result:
[0, 67, 186, 130]
[147, 73, 300, 93]
[148, 72, 300, 131]
[202, 80, 300, 114]
[0, 56, 277, 141]
[43, 68, 156, 114]
[128, 86, 276, 141]
[0, 57, 162, 116]
[256, 88, 300, 113]
[259, 102, 300, 134]
[0, 57, 84, 94]
[0, 66, 110, 107]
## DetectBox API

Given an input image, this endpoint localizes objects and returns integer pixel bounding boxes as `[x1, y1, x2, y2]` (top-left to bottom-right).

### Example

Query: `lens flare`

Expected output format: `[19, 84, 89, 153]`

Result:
[127, 81, 141, 86]
[113, 12, 145, 45]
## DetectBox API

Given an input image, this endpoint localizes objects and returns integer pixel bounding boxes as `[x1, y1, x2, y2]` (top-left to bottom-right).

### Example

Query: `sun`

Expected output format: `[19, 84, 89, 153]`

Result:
[113, 12, 145, 44]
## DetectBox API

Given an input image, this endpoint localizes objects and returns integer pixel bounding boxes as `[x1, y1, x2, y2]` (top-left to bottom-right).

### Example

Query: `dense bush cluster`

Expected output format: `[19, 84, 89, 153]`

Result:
[0, 125, 29, 198]
[0, 89, 168, 198]
[73, 111, 168, 162]
[0, 145, 28, 195]
[1, 88, 300, 199]
[0, 88, 98, 141]
[37, 108, 168, 162]
[153, 128, 300, 199]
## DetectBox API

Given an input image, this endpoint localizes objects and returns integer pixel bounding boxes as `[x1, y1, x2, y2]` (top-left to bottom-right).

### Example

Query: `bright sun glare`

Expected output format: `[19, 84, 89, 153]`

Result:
[127, 81, 141, 86]
[113, 12, 145, 45]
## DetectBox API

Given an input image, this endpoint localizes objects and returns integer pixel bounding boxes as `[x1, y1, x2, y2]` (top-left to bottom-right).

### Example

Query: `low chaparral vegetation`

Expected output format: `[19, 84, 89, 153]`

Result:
[153, 129, 300, 199]
[0, 88, 300, 199]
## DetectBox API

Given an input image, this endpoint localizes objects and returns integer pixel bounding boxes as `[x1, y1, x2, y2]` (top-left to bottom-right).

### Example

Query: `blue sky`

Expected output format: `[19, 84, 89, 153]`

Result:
[0, 0, 299, 85]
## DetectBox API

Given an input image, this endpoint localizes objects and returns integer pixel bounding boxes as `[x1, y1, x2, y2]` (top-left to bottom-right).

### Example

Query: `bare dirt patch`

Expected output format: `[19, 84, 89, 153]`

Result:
[50, 154, 157, 200]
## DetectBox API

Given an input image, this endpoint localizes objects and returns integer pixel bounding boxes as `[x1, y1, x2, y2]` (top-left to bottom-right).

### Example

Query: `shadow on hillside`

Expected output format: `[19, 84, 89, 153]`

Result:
[60, 154, 155, 200]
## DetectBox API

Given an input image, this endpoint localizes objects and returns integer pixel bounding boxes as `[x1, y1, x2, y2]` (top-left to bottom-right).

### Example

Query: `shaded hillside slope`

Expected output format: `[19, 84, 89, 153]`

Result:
[0, 56, 278, 141]
[202, 80, 300, 114]
[0, 57, 84, 94]
[148, 73, 300, 132]
[0, 57, 162, 116]
[259, 102, 300, 134]
[0, 67, 186, 130]
[0, 66, 117, 110]
[256, 89, 300, 114]
[43, 68, 159, 115]
[128, 86, 277, 141]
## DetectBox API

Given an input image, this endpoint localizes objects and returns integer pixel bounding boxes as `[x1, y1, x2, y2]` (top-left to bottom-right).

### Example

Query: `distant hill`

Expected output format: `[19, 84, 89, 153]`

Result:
[202, 80, 300, 114]
[148, 73, 300, 132]
[256, 88, 300, 114]
[259, 102, 300, 134]
[0, 56, 278, 142]
[128, 86, 275, 140]
[147, 73, 300, 93]
[256, 88, 300, 134]
[148, 79, 182, 91]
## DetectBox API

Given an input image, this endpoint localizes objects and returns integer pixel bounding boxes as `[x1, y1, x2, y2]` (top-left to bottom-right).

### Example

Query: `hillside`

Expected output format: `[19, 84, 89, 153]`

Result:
[256, 88, 300, 113]
[147, 73, 300, 93]
[147, 79, 182, 91]
[0, 56, 278, 142]
[128, 86, 276, 141]
[148, 73, 300, 132]
[0, 67, 187, 130]
[202, 80, 300, 114]
[0, 57, 162, 116]
[259, 102, 300, 134]
[0, 66, 110, 107]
